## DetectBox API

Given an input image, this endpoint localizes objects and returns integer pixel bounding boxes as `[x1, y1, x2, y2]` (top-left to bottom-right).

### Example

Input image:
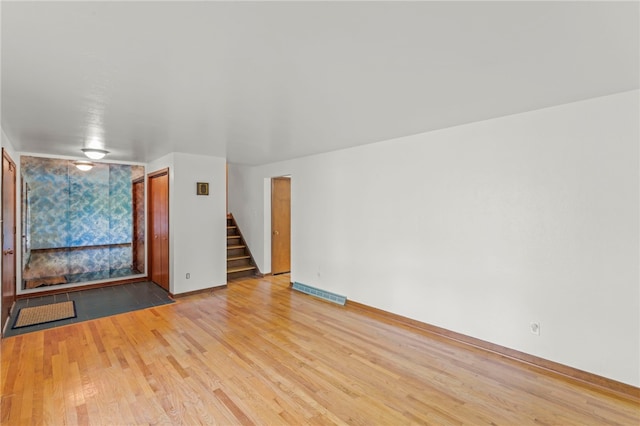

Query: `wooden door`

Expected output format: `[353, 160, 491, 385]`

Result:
[148, 169, 169, 291]
[271, 177, 291, 275]
[2, 149, 17, 332]
[132, 177, 145, 274]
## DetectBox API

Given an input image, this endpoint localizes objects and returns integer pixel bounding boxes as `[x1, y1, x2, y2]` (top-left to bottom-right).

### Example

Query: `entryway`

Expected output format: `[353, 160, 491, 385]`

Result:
[3, 282, 174, 337]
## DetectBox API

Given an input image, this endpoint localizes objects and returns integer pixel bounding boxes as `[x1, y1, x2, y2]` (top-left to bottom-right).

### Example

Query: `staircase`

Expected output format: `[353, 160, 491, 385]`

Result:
[227, 214, 258, 280]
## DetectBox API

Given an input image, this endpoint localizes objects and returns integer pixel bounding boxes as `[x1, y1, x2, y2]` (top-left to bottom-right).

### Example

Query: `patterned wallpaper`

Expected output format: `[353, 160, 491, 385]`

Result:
[68, 162, 111, 246]
[21, 156, 145, 286]
[22, 157, 70, 249]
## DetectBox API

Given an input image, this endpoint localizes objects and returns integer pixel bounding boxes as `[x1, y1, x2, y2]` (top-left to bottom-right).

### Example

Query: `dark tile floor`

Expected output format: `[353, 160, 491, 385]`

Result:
[4, 281, 174, 337]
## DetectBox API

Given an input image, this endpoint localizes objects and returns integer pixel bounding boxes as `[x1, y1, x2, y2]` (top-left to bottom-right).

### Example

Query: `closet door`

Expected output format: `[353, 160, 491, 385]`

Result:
[148, 169, 169, 291]
[271, 177, 291, 274]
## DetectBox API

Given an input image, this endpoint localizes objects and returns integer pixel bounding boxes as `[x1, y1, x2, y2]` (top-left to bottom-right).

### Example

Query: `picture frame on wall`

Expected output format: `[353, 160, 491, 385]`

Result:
[197, 182, 209, 195]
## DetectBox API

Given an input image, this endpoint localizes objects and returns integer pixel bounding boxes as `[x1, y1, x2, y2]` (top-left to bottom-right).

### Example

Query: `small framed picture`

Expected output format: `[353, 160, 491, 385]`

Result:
[197, 182, 209, 195]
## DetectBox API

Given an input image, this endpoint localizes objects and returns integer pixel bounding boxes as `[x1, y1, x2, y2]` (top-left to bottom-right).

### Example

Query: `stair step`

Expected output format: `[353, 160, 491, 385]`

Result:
[227, 265, 256, 273]
[227, 213, 258, 277]
[227, 255, 251, 261]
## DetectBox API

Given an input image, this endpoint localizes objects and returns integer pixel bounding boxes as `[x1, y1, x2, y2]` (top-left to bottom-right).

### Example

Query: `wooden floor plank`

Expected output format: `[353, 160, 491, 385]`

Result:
[1, 273, 638, 425]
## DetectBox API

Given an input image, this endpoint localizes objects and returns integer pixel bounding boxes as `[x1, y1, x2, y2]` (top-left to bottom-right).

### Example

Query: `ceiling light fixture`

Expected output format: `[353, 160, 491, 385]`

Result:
[74, 160, 94, 171]
[81, 148, 109, 160]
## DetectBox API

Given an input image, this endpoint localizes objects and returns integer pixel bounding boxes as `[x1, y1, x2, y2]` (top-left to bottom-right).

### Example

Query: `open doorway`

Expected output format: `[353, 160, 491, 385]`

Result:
[20, 157, 145, 288]
[271, 176, 290, 275]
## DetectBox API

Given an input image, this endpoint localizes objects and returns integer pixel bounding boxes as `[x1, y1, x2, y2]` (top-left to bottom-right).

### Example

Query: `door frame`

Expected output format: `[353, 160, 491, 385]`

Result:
[147, 168, 170, 291]
[1, 148, 17, 334]
[270, 176, 291, 275]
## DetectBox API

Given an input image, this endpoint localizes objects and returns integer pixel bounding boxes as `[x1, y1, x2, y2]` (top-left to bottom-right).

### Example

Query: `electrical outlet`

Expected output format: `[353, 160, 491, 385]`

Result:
[530, 322, 540, 335]
[186, 273, 190, 279]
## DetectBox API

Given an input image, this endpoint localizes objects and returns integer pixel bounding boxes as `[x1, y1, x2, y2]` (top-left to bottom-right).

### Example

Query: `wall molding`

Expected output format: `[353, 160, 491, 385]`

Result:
[346, 300, 640, 402]
[170, 284, 227, 299]
[31, 242, 132, 253]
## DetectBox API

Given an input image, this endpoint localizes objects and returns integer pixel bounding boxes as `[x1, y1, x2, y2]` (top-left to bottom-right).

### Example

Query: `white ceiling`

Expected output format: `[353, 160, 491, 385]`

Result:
[1, 1, 638, 165]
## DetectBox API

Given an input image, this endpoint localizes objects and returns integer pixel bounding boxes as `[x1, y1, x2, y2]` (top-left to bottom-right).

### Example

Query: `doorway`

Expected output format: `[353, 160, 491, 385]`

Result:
[271, 176, 291, 275]
[2, 149, 17, 333]
[148, 169, 169, 291]
[20, 157, 145, 288]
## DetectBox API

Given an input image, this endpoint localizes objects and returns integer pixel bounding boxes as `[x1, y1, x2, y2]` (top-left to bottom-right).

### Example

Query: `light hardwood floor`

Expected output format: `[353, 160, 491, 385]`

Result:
[1, 274, 638, 425]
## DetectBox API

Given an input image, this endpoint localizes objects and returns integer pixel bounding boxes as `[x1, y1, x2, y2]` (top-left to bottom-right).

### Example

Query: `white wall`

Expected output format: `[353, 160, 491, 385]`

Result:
[149, 153, 227, 294]
[1, 130, 18, 163]
[228, 90, 640, 387]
